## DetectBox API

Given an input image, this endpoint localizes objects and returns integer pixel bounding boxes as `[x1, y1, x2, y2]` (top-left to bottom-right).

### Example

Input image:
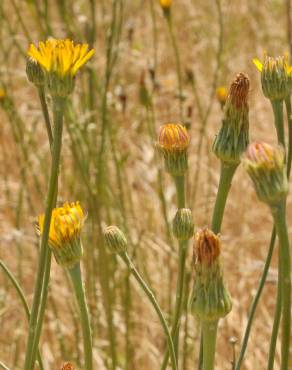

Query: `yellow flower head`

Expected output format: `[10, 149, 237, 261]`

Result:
[61, 363, 74, 370]
[244, 141, 284, 171]
[38, 202, 86, 268]
[216, 86, 227, 106]
[0, 88, 6, 101]
[160, 0, 172, 8]
[194, 228, 221, 266]
[253, 54, 292, 100]
[158, 123, 190, 152]
[38, 202, 85, 249]
[28, 39, 94, 77]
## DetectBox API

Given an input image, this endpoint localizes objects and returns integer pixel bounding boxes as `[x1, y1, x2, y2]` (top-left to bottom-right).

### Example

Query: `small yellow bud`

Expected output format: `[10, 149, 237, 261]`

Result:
[159, 0, 172, 9]
[61, 363, 74, 370]
[0, 88, 6, 102]
[216, 86, 227, 107]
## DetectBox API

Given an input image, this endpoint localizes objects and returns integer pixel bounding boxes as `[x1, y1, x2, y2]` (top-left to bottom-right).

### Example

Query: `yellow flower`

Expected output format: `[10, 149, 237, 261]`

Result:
[159, 0, 172, 9]
[216, 86, 227, 105]
[158, 123, 190, 152]
[0, 88, 6, 101]
[28, 39, 94, 77]
[38, 201, 85, 249]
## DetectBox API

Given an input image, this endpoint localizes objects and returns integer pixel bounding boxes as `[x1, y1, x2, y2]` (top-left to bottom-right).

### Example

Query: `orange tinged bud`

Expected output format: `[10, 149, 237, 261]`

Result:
[158, 123, 190, 152]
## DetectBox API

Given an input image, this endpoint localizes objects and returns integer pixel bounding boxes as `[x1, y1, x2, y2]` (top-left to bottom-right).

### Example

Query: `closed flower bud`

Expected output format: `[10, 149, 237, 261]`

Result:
[253, 55, 292, 101]
[104, 226, 127, 254]
[158, 123, 190, 175]
[26, 57, 45, 87]
[216, 86, 228, 108]
[172, 208, 194, 240]
[213, 73, 250, 165]
[190, 229, 232, 321]
[159, 0, 172, 17]
[38, 202, 85, 268]
[243, 142, 288, 205]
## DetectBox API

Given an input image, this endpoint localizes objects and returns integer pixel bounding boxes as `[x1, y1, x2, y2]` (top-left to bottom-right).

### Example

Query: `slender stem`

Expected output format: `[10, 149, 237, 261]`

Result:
[119, 252, 177, 370]
[24, 96, 65, 370]
[0, 361, 10, 370]
[202, 321, 218, 370]
[68, 263, 93, 370]
[37, 87, 53, 148]
[211, 162, 237, 234]
[174, 175, 185, 208]
[271, 100, 285, 147]
[234, 229, 276, 370]
[285, 96, 292, 177]
[271, 201, 291, 370]
[267, 248, 282, 370]
[0, 261, 43, 369]
[166, 16, 183, 120]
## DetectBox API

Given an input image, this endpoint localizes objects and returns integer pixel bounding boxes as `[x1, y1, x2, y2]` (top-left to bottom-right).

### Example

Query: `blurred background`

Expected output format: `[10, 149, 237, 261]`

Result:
[0, 0, 291, 369]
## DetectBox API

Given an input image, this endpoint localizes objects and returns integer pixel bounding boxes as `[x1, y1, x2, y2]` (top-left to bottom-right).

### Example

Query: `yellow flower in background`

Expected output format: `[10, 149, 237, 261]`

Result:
[158, 123, 190, 152]
[28, 39, 94, 77]
[0, 88, 6, 101]
[159, 0, 172, 9]
[38, 202, 85, 249]
[216, 86, 227, 106]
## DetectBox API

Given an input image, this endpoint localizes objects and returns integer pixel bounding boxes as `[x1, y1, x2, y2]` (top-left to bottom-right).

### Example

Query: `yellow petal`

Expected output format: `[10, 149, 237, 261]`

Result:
[253, 58, 263, 72]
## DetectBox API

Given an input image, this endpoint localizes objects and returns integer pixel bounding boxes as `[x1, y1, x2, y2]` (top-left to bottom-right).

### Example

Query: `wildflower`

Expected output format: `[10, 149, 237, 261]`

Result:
[158, 123, 190, 175]
[38, 202, 86, 268]
[26, 58, 45, 87]
[172, 208, 194, 241]
[216, 86, 227, 108]
[243, 142, 288, 205]
[213, 73, 250, 165]
[190, 228, 232, 321]
[27, 39, 94, 97]
[253, 55, 292, 101]
[160, 0, 172, 15]
[0, 88, 6, 102]
[104, 226, 127, 254]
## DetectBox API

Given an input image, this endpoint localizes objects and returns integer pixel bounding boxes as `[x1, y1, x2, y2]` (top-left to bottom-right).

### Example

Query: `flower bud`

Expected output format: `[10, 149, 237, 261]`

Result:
[216, 86, 227, 108]
[104, 226, 127, 254]
[26, 57, 45, 87]
[190, 229, 232, 321]
[243, 142, 288, 205]
[213, 73, 250, 165]
[159, 0, 172, 17]
[157, 123, 190, 176]
[38, 202, 85, 269]
[253, 55, 291, 101]
[172, 208, 194, 240]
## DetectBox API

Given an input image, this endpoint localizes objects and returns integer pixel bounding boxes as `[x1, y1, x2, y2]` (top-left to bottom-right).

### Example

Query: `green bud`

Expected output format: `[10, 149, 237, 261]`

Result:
[213, 73, 250, 165]
[190, 229, 232, 321]
[173, 208, 194, 240]
[26, 58, 45, 87]
[104, 226, 127, 254]
[243, 142, 288, 206]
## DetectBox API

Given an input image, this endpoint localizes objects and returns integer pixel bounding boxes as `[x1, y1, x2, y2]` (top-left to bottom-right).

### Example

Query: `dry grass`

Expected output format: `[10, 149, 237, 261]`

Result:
[0, 1, 291, 369]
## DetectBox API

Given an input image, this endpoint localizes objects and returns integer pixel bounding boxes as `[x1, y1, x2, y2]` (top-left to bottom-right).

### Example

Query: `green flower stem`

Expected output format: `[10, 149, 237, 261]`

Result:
[68, 263, 93, 370]
[202, 321, 218, 370]
[37, 87, 53, 148]
[161, 175, 187, 369]
[119, 252, 177, 370]
[271, 201, 291, 370]
[24, 96, 65, 370]
[211, 162, 237, 234]
[285, 96, 292, 176]
[0, 261, 43, 370]
[271, 100, 285, 147]
[174, 175, 185, 208]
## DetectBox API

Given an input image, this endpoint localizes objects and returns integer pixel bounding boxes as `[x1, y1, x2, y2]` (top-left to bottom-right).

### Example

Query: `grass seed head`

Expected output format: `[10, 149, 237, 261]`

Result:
[243, 142, 288, 205]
